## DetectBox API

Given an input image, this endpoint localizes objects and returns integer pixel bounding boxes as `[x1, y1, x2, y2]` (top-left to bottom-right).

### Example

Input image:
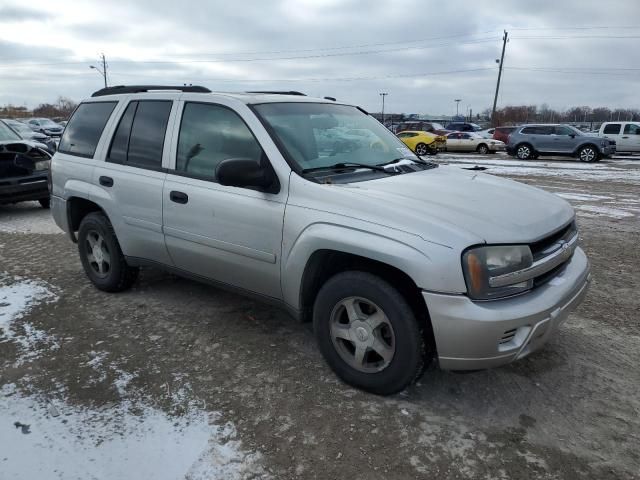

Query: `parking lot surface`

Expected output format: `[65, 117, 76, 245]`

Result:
[1, 153, 639, 479]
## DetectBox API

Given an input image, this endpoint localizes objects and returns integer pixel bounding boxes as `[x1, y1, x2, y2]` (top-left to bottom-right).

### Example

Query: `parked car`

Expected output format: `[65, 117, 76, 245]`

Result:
[26, 118, 64, 137]
[598, 122, 640, 153]
[1, 118, 57, 152]
[445, 132, 505, 153]
[397, 130, 446, 155]
[394, 121, 445, 135]
[444, 122, 483, 132]
[50, 85, 590, 395]
[0, 121, 52, 208]
[507, 124, 616, 162]
[493, 126, 517, 144]
[477, 128, 495, 139]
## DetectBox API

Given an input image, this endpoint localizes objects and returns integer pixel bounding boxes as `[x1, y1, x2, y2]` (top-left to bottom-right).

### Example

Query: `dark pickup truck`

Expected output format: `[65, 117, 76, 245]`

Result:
[0, 141, 52, 208]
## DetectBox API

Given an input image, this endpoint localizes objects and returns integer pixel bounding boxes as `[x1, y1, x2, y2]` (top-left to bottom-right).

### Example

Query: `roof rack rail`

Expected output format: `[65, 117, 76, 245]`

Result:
[91, 85, 211, 97]
[245, 91, 306, 96]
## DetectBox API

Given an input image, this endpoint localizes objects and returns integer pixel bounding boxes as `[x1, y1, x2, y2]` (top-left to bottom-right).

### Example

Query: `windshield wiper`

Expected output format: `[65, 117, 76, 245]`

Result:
[301, 162, 399, 174]
[378, 157, 439, 169]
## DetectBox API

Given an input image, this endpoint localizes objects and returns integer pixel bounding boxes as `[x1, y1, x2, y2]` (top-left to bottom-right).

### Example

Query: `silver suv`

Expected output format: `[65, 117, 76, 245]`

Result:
[51, 86, 591, 394]
[507, 124, 616, 162]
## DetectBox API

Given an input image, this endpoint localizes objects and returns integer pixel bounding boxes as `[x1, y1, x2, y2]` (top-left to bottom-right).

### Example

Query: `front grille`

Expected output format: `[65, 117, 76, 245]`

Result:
[530, 221, 577, 261]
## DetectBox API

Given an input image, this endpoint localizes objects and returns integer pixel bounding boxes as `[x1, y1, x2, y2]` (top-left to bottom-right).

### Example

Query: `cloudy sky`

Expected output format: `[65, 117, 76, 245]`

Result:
[0, 0, 638, 115]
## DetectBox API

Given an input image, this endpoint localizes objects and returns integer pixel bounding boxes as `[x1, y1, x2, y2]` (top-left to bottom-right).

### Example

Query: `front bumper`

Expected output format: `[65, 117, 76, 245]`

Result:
[601, 144, 616, 156]
[423, 247, 590, 370]
[0, 173, 49, 204]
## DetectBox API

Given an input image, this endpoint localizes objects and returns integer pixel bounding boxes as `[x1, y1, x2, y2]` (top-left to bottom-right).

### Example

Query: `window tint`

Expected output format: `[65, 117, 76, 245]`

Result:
[522, 126, 552, 135]
[603, 123, 621, 134]
[460, 133, 471, 139]
[176, 103, 263, 181]
[107, 101, 137, 163]
[554, 126, 573, 135]
[58, 102, 117, 157]
[125, 101, 172, 168]
[623, 124, 639, 134]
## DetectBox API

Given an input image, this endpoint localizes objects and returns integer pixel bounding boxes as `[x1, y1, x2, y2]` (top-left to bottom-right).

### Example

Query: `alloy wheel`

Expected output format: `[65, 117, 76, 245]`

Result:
[85, 230, 111, 278]
[517, 145, 531, 159]
[329, 296, 395, 373]
[580, 147, 596, 162]
[415, 143, 428, 156]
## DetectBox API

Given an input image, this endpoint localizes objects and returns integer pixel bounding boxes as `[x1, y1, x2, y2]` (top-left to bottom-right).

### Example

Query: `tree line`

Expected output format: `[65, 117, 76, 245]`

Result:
[486, 105, 639, 126]
[0, 97, 78, 120]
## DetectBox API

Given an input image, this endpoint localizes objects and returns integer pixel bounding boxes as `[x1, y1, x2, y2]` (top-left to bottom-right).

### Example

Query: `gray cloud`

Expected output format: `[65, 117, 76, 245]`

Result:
[0, 5, 52, 22]
[0, 0, 638, 114]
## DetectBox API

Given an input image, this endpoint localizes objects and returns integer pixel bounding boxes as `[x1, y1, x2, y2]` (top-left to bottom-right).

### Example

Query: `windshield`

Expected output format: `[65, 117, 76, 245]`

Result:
[38, 118, 60, 127]
[4, 120, 31, 135]
[0, 121, 22, 141]
[253, 103, 418, 171]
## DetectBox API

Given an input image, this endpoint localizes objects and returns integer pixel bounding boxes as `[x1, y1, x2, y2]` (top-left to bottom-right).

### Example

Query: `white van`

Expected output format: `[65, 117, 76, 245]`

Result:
[598, 122, 640, 153]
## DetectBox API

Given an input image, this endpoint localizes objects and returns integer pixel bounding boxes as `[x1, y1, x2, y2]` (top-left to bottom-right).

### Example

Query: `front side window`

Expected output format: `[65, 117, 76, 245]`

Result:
[58, 102, 117, 158]
[176, 102, 263, 180]
[253, 102, 417, 172]
[623, 124, 640, 134]
[603, 123, 621, 134]
[0, 121, 22, 141]
[554, 126, 573, 136]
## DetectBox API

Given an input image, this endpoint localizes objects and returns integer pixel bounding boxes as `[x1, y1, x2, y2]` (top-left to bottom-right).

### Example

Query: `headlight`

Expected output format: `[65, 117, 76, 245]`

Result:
[462, 245, 533, 300]
[34, 160, 51, 171]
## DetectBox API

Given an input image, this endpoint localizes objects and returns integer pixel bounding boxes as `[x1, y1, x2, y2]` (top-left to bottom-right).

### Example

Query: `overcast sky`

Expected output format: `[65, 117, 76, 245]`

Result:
[0, 0, 638, 116]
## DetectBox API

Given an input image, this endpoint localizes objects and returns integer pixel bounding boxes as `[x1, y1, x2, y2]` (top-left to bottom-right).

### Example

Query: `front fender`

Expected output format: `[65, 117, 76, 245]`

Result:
[281, 221, 464, 310]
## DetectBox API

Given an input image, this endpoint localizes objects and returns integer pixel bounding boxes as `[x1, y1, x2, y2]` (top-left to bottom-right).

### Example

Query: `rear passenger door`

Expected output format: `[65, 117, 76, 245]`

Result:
[162, 100, 286, 299]
[92, 97, 177, 265]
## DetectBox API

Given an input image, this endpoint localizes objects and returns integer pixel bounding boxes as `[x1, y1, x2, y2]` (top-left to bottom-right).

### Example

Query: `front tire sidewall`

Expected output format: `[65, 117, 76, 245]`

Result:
[579, 146, 599, 163]
[78, 212, 137, 292]
[313, 272, 425, 395]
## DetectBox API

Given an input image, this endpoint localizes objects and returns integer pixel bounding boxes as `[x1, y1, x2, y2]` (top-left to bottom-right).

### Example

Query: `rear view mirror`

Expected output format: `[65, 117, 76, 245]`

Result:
[216, 158, 279, 193]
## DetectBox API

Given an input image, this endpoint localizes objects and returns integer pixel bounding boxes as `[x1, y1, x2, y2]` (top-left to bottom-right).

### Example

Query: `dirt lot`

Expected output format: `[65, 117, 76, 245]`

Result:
[1, 153, 639, 479]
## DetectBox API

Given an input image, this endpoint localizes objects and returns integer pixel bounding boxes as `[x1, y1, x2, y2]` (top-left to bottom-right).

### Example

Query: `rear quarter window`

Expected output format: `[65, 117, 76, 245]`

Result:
[58, 102, 117, 158]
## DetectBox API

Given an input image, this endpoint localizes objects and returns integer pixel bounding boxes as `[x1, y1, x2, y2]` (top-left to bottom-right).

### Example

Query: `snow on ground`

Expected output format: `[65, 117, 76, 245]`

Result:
[439, 154, 640, 185]
[0, 202, 62, 234]
[0, 273, 268, 480]
[0, 275, 59, 361]
[0, 384, 268, 480]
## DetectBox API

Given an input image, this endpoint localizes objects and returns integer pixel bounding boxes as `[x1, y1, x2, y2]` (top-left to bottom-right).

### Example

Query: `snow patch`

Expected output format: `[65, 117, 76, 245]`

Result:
[0, 384, 269, 480]
[555, 192, 613, 202]
[574, 205, 634, 219]
[0, 275, 59, 359]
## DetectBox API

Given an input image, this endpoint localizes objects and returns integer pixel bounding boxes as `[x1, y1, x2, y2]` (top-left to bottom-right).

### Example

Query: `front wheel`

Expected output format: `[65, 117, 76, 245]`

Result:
[578, 145, 599, 163]
[414, 143, 430, 156]
[313, 271, 427, 395]
[477, 144, 489, 154]
[78, 212, 139, 292]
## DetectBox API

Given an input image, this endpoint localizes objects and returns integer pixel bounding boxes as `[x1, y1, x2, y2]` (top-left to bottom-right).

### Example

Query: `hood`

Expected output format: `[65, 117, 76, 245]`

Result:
[333, 165, 574, 245]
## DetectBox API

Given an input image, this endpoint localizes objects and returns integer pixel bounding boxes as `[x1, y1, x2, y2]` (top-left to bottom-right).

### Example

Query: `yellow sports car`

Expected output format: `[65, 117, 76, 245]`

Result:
[396, 130, 446, 156]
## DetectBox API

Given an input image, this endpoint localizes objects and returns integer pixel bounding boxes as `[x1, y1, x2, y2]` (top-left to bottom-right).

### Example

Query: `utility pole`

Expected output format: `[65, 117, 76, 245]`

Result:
[379, 93, 388, 125]
[491, 30, 508, 126]
[454, 99, 461, 117]
[90, 53, 108, 88]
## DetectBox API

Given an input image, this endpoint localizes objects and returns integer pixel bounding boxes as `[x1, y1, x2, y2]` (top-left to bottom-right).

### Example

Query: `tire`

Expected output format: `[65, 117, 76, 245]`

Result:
[38, 197, 50, 209]
[313, 271, 427, 395]
[78, 212, 139, 292]
[516, 143, 533, 160]
[477, 144, 489, 154]
[414, 143, 430, 156]
[578, 145, 599, 163]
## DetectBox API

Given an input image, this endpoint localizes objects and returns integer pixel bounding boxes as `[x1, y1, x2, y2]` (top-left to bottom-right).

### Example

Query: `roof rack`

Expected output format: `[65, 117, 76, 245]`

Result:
[245, 91, 306, 96]
[91, 85, 211, 97]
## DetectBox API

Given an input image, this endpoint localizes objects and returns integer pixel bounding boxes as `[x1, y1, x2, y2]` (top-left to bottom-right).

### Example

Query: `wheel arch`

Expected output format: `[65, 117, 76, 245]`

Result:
[66, 196, 107, 242]
[574, 142, 600, 156]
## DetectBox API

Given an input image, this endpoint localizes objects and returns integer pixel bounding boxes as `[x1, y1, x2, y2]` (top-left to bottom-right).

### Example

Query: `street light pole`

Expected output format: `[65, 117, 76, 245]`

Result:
[454, 99, 461, 117]
[90, 53, 108, 88]
[379, 93, 388, 125]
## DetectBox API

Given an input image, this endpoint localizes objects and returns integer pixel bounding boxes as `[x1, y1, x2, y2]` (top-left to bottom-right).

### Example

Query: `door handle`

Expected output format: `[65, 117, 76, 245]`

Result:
[99, 176, 114, 187]
[170, 191, 189, 204]
[621, 136, 629, 139]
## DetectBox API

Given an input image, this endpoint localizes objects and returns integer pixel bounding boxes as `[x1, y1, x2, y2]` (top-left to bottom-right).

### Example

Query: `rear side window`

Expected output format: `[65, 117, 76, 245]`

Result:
[603, 124, 621, 134]
[58, 102, 117, 158]
[107, 100, 172, 169]
[623, 124, 639, 134]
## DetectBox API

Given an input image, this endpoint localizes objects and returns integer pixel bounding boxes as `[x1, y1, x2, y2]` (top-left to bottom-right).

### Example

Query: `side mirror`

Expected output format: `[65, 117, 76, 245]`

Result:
[216, 158, 278, 193]
[569, 134, 576, 138]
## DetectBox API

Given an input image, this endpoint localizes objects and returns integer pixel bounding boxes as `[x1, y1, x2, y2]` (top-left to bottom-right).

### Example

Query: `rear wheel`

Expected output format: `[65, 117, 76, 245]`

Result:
[78, 212, 139, 292]
[313, 271, 427, 395]
[414, 143, 430, 156]
[38, 198, 50, 209]
[516, 143, 533, 160]
[578, 145, 599, 163]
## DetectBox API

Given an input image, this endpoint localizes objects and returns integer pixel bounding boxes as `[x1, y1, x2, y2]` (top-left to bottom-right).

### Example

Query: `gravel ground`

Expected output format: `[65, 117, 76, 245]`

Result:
[1, 153, 639, 479]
